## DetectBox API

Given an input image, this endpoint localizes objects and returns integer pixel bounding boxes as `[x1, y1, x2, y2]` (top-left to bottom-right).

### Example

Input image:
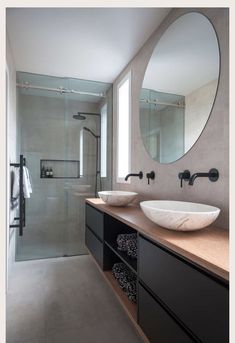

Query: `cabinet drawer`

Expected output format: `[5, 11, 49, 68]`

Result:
[85, 227, 103, 268]
[139, 236, 229, 343]
[85, 204, 104, 241]
[138, 284, 194, 343]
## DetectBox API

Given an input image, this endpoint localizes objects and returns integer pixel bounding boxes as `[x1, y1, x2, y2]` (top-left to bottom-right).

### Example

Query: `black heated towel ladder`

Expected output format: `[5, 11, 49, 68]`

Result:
[10, 154, 26, 236]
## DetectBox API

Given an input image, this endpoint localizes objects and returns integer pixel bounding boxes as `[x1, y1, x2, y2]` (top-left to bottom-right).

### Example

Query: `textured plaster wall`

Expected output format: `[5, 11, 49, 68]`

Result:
[6, 32, 19, 279]
[112, 8, 229, 229]
[185, 79, 218, 152]
[98, 86, 113, 191]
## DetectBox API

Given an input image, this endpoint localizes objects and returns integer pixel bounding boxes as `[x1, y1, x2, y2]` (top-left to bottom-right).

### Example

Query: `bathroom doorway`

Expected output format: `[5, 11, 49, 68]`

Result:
[15, 72, 112, 260]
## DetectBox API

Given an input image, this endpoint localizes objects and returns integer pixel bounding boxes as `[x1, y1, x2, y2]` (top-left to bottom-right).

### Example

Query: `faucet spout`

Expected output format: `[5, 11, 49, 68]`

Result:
[125, 171, 143, 181]
[188, 169, 219, 185]
[188, 173, 206, 185]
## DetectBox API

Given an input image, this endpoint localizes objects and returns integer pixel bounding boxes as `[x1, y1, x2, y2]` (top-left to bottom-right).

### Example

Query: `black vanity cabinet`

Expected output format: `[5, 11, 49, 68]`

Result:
[85, 203, 229, 343]
[138, 235, 229, 343]
[85, 204, 104, 268]
[138, 283, 194, 343]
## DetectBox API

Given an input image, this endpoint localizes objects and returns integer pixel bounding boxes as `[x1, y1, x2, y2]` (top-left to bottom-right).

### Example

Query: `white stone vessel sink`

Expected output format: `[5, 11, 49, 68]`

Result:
[98, 191, 138, 207]
[140, 200, 220, 231]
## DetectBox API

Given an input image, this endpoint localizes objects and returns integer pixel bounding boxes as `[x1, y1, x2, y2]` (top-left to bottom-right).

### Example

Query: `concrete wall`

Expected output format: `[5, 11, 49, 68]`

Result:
[6, 32, 19, 280]
[98, 86, 113, 191]
[112, 8, 229, 229]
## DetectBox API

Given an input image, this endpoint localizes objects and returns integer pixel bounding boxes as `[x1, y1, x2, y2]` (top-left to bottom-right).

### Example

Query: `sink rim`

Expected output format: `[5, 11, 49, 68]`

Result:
[98, 190, 138, 197]
[98, 190, 138, 207]
[140, 200, 220, 215]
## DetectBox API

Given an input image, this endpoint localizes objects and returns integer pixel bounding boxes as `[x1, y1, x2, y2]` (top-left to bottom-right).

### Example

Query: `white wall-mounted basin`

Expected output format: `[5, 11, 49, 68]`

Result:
[140, 200, 220, 231]
[98, 191, 138, 207]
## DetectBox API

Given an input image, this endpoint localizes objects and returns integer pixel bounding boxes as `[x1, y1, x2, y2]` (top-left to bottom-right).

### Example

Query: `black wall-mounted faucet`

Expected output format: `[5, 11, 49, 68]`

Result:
[125, 171, 143, 181]
[178, 170, 191, 188]
[188, 168, 219, 185]
[146, 171, 155, 185]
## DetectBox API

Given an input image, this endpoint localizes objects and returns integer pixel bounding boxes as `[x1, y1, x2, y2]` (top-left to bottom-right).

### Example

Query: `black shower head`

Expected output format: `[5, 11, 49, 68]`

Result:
[73, 113, 86, 120]
[73, 112, 100, 120]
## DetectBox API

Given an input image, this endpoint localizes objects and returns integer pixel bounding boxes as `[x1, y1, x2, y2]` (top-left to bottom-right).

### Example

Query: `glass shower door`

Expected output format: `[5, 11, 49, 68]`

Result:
[15, 72, 112, 261]
[16, 74, 70, 260]
[62, 77, 101, 257]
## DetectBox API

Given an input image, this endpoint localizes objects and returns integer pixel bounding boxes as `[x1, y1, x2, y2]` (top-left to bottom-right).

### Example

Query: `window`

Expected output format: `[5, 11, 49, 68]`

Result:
[117, 72, 131, 183]
[100, 103, 107, 178]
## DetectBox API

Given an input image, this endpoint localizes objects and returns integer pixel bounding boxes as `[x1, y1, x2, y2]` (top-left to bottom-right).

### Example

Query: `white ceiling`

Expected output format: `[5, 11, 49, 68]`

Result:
[6, 8, 171, 83]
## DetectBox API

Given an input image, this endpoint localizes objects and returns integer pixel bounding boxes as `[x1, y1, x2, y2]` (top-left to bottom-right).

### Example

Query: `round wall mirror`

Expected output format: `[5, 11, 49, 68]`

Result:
[139, 12, 220, 164]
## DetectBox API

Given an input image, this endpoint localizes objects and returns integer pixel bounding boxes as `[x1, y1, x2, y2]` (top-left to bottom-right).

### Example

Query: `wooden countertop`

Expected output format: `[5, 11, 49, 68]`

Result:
[86, 198, 229, 282]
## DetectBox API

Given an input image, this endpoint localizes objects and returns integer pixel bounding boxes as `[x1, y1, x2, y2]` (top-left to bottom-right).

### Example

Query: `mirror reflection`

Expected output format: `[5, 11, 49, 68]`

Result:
[140, 12, 220, 163]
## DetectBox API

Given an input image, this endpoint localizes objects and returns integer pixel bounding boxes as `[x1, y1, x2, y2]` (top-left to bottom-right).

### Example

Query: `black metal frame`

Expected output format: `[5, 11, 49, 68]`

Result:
[40, 159, 80, 179]
[10, 154, 26, 236]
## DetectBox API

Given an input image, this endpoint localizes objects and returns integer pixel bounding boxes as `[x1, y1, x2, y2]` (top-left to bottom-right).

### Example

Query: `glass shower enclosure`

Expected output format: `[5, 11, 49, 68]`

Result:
[140, 88, 185, 163]
[16, 72, 112, 260]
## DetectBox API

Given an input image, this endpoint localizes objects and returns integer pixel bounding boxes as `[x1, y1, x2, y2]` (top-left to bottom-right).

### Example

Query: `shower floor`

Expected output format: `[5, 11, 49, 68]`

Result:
[16, 222, 87, 261]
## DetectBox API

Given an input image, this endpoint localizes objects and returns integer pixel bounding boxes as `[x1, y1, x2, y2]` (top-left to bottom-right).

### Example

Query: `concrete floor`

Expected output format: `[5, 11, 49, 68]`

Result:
[7, 255, 143, 343]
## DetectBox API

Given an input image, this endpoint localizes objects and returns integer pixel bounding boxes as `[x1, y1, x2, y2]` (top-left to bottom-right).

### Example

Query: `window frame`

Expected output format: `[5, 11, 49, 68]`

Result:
[116, 71, 131, 184]
[100, 103, 108, 178]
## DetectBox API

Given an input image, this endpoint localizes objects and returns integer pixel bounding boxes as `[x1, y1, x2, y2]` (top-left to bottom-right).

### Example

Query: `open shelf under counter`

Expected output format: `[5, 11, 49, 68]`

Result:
[103, 270, 137, 321]
[86, 243, 149, 343]
[104, 240, 137, 275]
[102, 271, 149, 343]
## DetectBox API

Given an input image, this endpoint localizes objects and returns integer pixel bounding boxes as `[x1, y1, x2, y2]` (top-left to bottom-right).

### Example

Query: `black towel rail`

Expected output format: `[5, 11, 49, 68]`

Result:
[10, 154, 26, 236]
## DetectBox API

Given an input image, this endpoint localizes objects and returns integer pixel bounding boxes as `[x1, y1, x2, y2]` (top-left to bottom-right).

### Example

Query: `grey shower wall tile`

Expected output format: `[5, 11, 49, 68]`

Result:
[28, 196, 65, 221]
[45, 196, 65, 220]
[83, 155, 96, 177]
[65, 223, 86, 253]
[20, 93, 100, 180]
[66, 192, 80, 219]
[16, 221, 66, 260]
[21, 118, 66, 155]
